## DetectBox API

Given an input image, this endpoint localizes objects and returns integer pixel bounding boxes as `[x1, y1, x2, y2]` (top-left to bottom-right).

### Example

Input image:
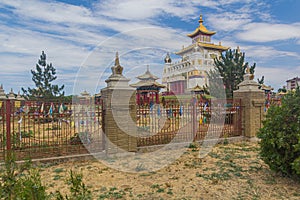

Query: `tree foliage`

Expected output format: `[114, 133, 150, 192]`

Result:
[257, 76, 264, 89]
[257, 87, 300, 180]
[205, 48, 256, 98]
[22, 51, 65, 99]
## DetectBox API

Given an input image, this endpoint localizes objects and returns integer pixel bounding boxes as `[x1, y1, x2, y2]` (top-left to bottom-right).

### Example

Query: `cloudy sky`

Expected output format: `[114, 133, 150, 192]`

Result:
[0, 0, 299, 95]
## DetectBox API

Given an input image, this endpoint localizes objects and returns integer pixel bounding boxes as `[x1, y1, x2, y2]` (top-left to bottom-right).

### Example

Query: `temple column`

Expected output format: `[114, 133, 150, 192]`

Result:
[137, 92, 140, 105]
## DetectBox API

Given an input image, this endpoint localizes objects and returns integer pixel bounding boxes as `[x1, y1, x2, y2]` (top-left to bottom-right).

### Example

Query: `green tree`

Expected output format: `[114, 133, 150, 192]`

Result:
[257, 76, 264, 89]
[204, 69, 226, 99]
[258, 87, 300, 179]
[205, 48, 256, 98]
[22, 51, 65, 99]
[278, 86, 287, 93]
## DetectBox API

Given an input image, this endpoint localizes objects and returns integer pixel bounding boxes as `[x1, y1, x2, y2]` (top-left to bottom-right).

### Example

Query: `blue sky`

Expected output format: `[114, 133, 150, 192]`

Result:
[0, 0, 299, 95]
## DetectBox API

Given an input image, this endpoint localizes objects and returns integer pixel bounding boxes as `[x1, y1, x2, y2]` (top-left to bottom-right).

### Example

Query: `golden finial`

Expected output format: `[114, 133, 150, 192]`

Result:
[198, 14, 203, 24]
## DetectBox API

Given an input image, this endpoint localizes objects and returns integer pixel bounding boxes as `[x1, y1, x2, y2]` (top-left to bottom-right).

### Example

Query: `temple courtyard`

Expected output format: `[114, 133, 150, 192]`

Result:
[38, 141, 300, 200]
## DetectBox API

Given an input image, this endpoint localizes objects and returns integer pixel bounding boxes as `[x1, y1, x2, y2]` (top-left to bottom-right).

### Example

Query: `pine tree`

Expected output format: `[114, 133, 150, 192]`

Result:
[205, 48, 256, 98]
[22, 51, 64, 99]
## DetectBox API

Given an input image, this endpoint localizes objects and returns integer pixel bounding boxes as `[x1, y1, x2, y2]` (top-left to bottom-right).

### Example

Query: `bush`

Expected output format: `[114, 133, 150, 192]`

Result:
[0, 153, 49, 199]
[257, 88, 300, 180]
[54, 170, 92, 200]
[0, 152, 93, 200]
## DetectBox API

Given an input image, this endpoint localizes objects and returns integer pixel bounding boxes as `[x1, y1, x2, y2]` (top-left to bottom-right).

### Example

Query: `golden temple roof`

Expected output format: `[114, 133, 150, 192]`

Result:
[197, 42, 229, 51]
[190, 84, 204, 92]
[187, 15, 216, 38]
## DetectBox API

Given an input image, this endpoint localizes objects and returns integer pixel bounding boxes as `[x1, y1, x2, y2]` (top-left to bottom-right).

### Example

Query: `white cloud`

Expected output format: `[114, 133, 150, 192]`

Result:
[0, 0, 97, 25]
[94, 0, 202, 21]
[256, 66, 300, 90]
[237, 22, 300, 42]
[0, 0, 298, 95]
[207, 12, 252, 32]
[243, 45, 300, 60]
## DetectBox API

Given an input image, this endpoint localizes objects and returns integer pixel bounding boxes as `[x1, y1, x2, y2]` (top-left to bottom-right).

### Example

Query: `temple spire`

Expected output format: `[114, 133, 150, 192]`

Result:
[187, 14, 216, 38]
[115, 51, 120, 66]
[110, 51, 123, 76]
[198, 14, 203, 25]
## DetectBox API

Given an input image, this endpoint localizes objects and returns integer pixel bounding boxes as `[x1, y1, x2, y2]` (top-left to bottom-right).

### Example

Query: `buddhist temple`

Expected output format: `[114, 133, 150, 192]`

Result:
[162, 15, 229, 94]
[78, 90, 92, 104]
[130, 66, 165, 105]
[0, 84, 7, 100]
[7, 88, 16, 100]
[261, 84, 273, 94]
[190, 84, 205, 95]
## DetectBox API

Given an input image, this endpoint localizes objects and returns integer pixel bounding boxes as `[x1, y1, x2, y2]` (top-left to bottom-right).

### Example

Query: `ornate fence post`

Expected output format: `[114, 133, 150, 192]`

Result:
[5, 100, 12, 152]
[101, 53, 137, 155]
[233, 69, 265, 138]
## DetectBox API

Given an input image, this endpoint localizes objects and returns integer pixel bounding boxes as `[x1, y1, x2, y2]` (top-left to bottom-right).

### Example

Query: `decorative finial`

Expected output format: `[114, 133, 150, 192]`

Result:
[164, 53, 172, 63]
[246, 66, 250, 74]
[115, 51, 120, 66]
[198, 14, 203, 25]
[111, 51, 123, 76]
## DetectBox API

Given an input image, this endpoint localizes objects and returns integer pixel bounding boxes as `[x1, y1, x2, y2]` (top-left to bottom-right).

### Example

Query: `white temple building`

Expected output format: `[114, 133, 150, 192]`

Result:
[162, 15, 229, 94]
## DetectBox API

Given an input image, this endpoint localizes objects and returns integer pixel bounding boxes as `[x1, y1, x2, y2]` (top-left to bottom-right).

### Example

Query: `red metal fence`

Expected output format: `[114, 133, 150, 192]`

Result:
[1, 98, 243, 161]
[0, 99, 104, 161]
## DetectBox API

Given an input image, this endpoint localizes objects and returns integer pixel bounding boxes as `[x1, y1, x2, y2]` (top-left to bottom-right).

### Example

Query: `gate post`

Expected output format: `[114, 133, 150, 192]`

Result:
[101, 52, 137, 155]
[233, 69, 265, 138]
[192, 97, 197, 141]
[6, 99, 11, 151]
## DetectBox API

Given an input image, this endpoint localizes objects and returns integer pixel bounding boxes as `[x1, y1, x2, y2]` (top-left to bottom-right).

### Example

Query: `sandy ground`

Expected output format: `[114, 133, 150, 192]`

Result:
[39, 142, 300, 200]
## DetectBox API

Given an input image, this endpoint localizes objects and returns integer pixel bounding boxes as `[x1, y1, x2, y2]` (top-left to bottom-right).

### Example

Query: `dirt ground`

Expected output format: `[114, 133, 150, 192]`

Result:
[39, 141, 300, 200]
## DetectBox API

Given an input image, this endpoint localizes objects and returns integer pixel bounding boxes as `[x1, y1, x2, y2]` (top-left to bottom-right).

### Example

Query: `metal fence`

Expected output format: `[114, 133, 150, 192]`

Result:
[0, 97, 243, 161]
[137, 98, 242, 146]
[0, 99, 104, 161]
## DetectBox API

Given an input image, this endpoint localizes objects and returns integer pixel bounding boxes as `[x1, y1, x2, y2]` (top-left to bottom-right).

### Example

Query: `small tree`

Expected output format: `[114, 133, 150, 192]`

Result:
[258, 87, 300, 179]
[22, 51, 64, 99]
[205, 48, 256, 98]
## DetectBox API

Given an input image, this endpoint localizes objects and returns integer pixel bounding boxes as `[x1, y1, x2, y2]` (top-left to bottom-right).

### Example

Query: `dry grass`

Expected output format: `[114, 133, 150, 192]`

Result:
[39, 142, 300, 200]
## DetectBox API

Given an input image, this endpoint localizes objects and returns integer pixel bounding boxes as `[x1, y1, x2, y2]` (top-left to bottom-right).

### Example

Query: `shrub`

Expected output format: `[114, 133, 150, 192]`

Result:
[257, 88, 300, 180]
[54, 170, 92, 200]
[0, 153, 49, 199]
